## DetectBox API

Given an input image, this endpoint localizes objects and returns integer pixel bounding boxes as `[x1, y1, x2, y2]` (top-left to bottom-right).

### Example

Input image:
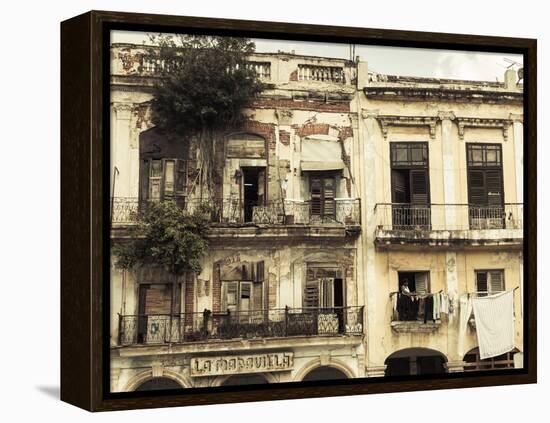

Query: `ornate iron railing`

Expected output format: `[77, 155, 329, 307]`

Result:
[117, 306, 364, 346]
[111, 197, 361, 226]
[374, 203, 523, 231]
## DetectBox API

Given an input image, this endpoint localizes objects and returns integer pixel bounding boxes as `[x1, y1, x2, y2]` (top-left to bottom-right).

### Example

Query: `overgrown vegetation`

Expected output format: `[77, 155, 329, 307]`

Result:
[113, 201, 212, 275]
[148, 34, 265, 196]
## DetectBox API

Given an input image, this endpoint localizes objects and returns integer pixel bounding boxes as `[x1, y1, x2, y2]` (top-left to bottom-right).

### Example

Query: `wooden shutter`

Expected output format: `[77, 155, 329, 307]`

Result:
[323, 178, 336, 217]
[143, 284, 172, 315]
[252, 283, 263, 311]
[410, 169, 429, 205]
[468, 169, 487, 205]
[391, 170, 407, 203]
[310, 177, 322, 216]
[240, 282, 252, 312]
[304, 280, 319, 308]
[175, 159, 187, 208]
[414, 272, 428, 295]
[163, 159, 175, 197]
[222, 281, 239, 312]
[149, 159, 162, 201]
[319, 278, 334, 308]
[139, 159, 150, 205]
[476, 272, 488, 293]
[489, 271, 504, 293]
[254, 261, 265, 282]
[486, 170, 503, 206]
[257, 168, 266, 205]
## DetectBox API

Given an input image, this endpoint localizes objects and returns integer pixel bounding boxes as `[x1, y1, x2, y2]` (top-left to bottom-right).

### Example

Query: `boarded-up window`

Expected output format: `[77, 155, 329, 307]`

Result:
[141, 284, 173, 315]
[226, 134, 266, 159]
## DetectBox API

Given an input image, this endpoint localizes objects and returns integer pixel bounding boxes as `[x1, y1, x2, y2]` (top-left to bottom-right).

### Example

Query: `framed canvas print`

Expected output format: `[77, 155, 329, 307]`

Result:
[60, 10, 536, 411]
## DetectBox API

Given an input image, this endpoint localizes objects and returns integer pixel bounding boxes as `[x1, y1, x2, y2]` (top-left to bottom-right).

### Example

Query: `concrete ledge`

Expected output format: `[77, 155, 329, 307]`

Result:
[390, 320, 441, 334]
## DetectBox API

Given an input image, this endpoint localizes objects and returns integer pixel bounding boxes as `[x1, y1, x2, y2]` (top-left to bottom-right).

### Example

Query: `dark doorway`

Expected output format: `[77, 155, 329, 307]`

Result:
[385, 349, 447, 376]
[221, 373, 269, 386]
[302, 366, 349, 381]
[134, 377, 182, 391]
[242, 167, 265, 222]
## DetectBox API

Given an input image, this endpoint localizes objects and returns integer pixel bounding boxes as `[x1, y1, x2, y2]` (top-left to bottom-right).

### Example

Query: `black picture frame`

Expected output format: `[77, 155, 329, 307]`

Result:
[61, 10, 537, 411]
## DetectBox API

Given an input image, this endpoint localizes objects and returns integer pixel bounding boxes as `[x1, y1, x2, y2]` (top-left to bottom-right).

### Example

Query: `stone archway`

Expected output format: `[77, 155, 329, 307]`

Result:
[302, 366, 349, 382]
[385, 348, 448, 376]
[124, 369, 192, 392]
[134, 377, 183, 391]
[294, 358, 355, 382]
[219, 373, 271, 387]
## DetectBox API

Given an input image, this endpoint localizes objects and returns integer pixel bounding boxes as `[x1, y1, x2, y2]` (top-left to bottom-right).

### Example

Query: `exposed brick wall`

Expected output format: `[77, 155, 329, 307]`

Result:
[249, 99, 350, 113]
[279, 130, 290, 146]
[294, 123, 330, 138]
[338, 126, 354, 141]
[212, 262, 221, 312]
[227, 120, 277, 151]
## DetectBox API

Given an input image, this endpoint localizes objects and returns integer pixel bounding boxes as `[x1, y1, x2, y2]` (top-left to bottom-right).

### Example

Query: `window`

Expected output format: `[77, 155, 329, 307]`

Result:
[467, 144, 504, 229]
[310, 174, 336, 219]
[140, 158, 187, 204]
[475, 270, 505, 296]
[303, 266, 344, 309]
[398, 271, 430, 295]
[390, 143, 430, 229]
[221, 261, 264, 313]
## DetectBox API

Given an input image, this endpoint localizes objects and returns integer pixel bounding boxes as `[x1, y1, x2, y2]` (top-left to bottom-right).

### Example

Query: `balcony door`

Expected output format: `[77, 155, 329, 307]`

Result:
[310, 174, 336, 221]
[466, 144, 504, 229]
[390, 143, 430, 229]
[241, 167, 265, 222]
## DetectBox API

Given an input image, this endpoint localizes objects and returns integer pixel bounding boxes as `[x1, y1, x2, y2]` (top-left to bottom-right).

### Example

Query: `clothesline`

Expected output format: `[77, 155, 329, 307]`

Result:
[461, 286, 519, 299]
[389, 290, 442, 299]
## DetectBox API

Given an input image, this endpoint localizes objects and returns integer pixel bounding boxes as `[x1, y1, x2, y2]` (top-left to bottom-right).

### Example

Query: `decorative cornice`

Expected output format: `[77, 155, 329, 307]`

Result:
[509, 113, 524, 123]
[455, 117, 513, 141]
[376, 115, 438, 140]
[361, 109, 379, 119]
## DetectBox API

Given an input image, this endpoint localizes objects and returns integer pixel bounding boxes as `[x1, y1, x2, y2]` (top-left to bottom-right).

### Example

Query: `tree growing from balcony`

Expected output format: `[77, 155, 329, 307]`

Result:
[148, 34, 265, 197]
[113, 201, 212, 276]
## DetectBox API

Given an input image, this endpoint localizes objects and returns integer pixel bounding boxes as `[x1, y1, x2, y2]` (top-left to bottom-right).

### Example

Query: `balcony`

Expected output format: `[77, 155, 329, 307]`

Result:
[111, 197, 361, 237]
[117, 306, 364, 347]
[373, 203, 523, 249]
[390, 292, 442, 333]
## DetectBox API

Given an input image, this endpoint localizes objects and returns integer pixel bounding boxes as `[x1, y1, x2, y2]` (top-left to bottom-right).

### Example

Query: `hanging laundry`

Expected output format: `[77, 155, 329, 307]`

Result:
[458, 295, 473, 357]
[472, 291, 515, 360]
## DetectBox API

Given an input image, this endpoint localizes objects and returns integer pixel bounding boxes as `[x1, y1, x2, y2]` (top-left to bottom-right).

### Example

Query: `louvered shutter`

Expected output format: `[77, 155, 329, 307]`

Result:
[323, 178, 336, 218]
[489, 271, 504, 293]
[223, 282, 239, 312]
[391, 170, 407, 203]
[175, 159, 187, 208]
[310, 177, 322, 216]
[414, 272, 428, 295]
[240, 282, 252, 312]
[304, 280, 319, 308]
[468, 169, 487, 205]
[252, 283, 263, 312]
[320, 278, 334, 308]
[410, 169, 429, 205]
[476, 272, 488, 293]
[486, 170, 503, 206]
[139, 159, 150, 211]
[163, 159, 175, 198]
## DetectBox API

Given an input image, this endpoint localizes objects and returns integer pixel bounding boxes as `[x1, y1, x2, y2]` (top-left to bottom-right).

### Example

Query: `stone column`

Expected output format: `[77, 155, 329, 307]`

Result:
[510, 113, 524, 204]
[112, 103, 133, 198]
[438, 111, 457, 228]
[361, 109, 380, 372]
[365, 365, 387, 378]
[446, 360, 466, 373]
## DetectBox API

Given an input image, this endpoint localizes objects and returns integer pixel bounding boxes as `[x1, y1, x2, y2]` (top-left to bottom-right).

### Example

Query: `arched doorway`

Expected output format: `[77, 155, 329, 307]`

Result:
[302, 366, 349, 382]
[385, 348, 447, 376]
[221, 373, 269, 386]
[463, 347, 518, 372]
[134, 377, 183, 391]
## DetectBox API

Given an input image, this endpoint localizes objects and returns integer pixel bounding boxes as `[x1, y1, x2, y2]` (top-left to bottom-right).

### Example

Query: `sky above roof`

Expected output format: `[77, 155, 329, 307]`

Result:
[111, 30, 523, 82]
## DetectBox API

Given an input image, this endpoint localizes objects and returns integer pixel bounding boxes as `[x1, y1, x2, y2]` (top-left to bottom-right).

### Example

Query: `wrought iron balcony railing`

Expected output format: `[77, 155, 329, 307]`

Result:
[374, 203, 523, 231]
[117, 306, 364, 346]
[111, 197, 361, 226]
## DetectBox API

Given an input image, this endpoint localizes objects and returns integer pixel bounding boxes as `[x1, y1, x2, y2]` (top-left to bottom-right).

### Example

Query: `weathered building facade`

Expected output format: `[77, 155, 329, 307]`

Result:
[109, 42, 523, 391]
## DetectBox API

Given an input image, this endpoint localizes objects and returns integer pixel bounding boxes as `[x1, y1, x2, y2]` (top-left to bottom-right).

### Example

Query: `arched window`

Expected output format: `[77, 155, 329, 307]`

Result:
[463, 347, 517, 371]
[385, 348, 447, 376]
